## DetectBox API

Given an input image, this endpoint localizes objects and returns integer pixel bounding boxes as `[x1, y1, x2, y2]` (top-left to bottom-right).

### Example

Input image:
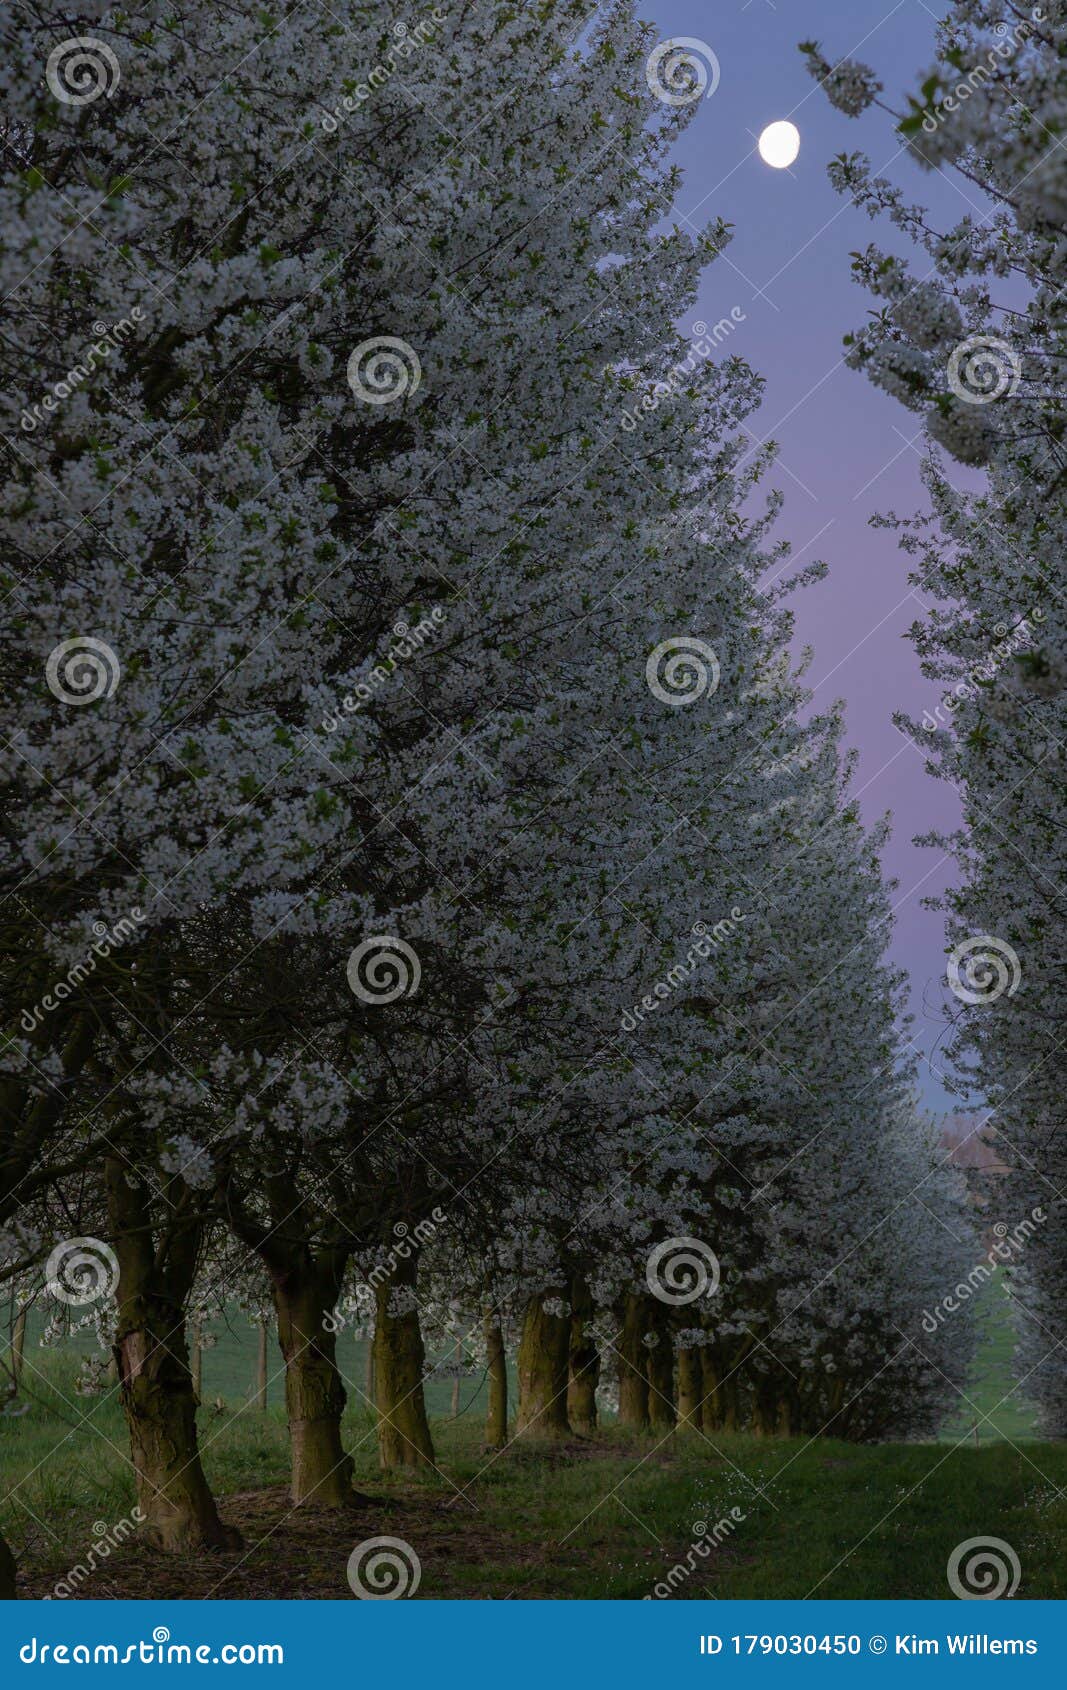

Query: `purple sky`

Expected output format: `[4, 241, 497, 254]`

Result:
[654, 0, 976, 1112]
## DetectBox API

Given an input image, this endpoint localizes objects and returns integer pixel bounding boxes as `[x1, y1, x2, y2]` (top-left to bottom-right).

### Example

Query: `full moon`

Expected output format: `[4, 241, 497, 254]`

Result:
[758, 121, 800, 169]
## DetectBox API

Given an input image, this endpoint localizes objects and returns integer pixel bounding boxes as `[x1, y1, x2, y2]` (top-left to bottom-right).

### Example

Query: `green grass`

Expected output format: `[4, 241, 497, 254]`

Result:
[2, 1363, 1065, 1598]
[939, 1273, 1041, 1443]
[2, 1286, 1061, 1599]
[5, 1307, 489, 1417]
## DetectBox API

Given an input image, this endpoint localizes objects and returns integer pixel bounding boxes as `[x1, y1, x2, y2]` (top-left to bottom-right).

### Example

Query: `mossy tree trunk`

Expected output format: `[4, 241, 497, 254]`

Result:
[702, 1344, 749, 1433]
[254, 1319, 268, 1410]
[567, 1276, 599, 1435]
[107, 1160, 240, 1552]
[450, 1335, 463, 1417]
[484, 1312, 508, 1447]
[190, 1318, 202, 1402]
[11, 1308, 26, 1383]
[828, 1380, 849, 1436]
[567, 1322, 600, 1435]
[751, 1378, 783, 1436]
[645, 1304, 676, 1431]
[364, 1331, 375, 1406]
[699, 1347, 722, 1430]
[676, 1346, 702, 1427]
[225, 1171, 362, 1505]
[515, 1295, 571, 1439]
[615, 1293, 650, 1431]
[373, 1250, 434, 1468]
[272, 1251, 362, 1505]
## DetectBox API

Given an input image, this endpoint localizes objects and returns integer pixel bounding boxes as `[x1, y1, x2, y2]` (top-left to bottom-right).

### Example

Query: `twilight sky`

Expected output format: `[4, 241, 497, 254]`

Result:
[652, 0, 979, 1113]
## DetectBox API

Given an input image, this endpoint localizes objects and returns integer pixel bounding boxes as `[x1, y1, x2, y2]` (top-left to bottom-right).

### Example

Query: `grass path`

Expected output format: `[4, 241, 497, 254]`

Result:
[2, 1284, 1058, 1600]
[3, 1372, 1065, 1599]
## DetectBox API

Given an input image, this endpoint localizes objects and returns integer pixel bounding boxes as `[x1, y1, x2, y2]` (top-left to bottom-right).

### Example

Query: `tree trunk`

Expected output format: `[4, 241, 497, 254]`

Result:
[373, 1254, 434, 1469]
[700, 1348, 725, 1432]
[451, 1335, 462, 1417]
[190, 1318, 202, 1402]
[484, 1313, 508, 1447]
[567, 1313, 599, 1435]
[751, 1379, 781, 1436]
[646, 1314, 675, 1432]
[364, 1331, 375, 1408]
[0, 1529, 15, 1598]
[11, 1308, 26, 1383]
[615, 1293, 650, 1431]
[677, 1346, 702, 1427]
[106, 1161, 239, 1552]
[272, 1260, 361, 1505]
[515, 1295, 570, 1439]
[254, 1319, 268, 1410]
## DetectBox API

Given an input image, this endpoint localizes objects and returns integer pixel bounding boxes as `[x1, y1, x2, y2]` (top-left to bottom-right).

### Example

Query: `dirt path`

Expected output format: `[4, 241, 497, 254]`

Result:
[16, 1485, 543, 1600]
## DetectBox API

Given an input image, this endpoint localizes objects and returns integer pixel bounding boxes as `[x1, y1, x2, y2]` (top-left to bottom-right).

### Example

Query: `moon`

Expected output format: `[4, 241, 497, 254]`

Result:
[758, 121, 800, 169]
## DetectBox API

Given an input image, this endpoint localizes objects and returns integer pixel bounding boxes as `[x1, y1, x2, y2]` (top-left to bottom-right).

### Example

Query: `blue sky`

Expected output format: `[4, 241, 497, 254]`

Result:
[648, 1, 982, 1111]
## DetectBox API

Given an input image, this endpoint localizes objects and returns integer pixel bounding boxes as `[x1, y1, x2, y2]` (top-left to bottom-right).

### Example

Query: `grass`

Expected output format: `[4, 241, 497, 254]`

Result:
[2, 1282, 1062, 1599]
[939, 1274, 1041, 1444]
[5, 1305, 487, 1418]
